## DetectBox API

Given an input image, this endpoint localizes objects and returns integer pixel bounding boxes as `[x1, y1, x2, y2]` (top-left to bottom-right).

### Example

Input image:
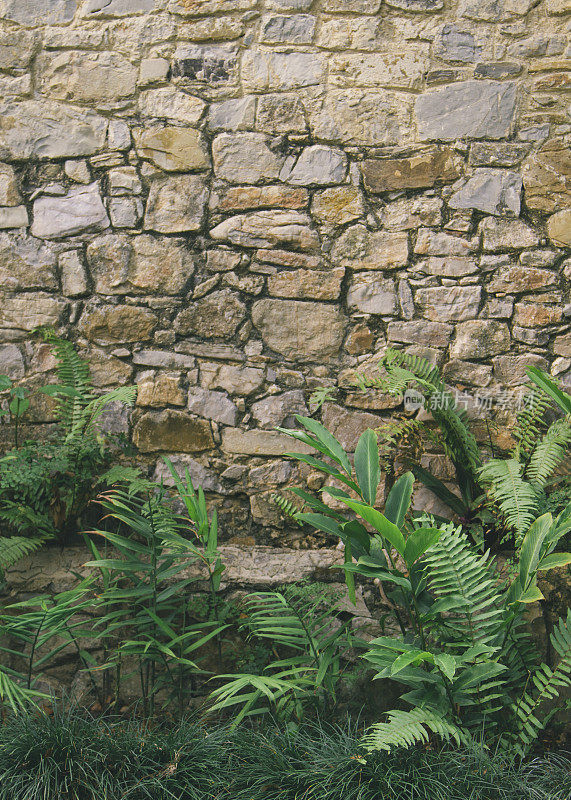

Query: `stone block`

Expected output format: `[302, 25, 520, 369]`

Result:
[83, 0, 155, 14]
[332, 225, 409, 270]
[321, 404, 381, 451]
[252, 299, 346, 361]
[260, 14, 316, 44]
[241, 49, 325, 91]
[59, 250, 88, 297]
[37, 51, 137, 105]
[0, 29, 36, 70]
[172, 44, 239, 95]
[480, 218, 539, 251]
[280, 146, 347, 186]
[0, 233, 57, 291]
[208, 97, 256, 131]
[188, 386, 238, 426]
[380, 197, 443, 230]
[415, 80, 517, 140]
[251, 390, 308, 428]
[387, 320, 453, 347]
[415, 286, 482, 322]
[513, 303, 562, 327]
[435, 25, 481, 62]
[210, 211, 319, 251]
[469, 143, 531, 167]
[31, 183, 109, 239]
[144, 174, 208, 234]
[267, 268, 345, 300]
[0, 164, 22, 207]
[329, 51, 428, 91]
[135, 127, 209, 172]
[138, 87, 206, 125]
[215, 185, 309, 213]
[133, 410, 213, 453]
[449, 169, 521, 216]
[442, 359, 492, 387]
[385, 0, 442, 8]
[0, 344, 25, 379]
[137, 372, 185, 408]
[200, 363, 265, 395]
[493, 354, 549, 386]
[450, 320, 510, 359]
[175, 290, 246, 339]
[488, 266, 557, 294]
[108, 167, 143, 196]
[255, 94, 307, 134]
[522, 139, 570, 214]
[362, 147, 462, 192]
[222, 429, 313, 456]
[311, 187, 365, 226]
[0, 0, 76, 24]
[108, 197, 143, 228]
[547, 210, 571, 247]
[422, 256, 477, 276]
[414, 229, 474, 256]
[212, 133, 284, 183]
[347, 274, 397, 315]
[0, 293, 66, 333]
[80, 304, 157, 344]
[0, 207, 28, 229]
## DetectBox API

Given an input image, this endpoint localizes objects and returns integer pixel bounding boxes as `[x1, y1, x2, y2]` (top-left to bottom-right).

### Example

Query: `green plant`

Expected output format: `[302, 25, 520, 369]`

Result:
[85, 460, 227, 717]
[208, 582, 354, 726]
[275, 416, 571, 756]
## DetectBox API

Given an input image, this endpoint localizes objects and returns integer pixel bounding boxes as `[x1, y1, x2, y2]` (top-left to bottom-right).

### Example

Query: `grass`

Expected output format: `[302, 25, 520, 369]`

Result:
[0, 706, 568, 800]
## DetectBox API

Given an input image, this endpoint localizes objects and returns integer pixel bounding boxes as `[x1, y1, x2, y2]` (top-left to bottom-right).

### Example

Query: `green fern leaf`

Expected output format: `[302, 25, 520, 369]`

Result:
[479, 459, 540, 545]
[362, 707, 465, 752]
[526, 419, 571, 490]
[0, 536, 46, 570]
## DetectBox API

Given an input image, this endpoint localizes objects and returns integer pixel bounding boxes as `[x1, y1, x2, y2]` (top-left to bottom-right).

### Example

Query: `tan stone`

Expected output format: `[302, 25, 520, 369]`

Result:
[311, 186, 365, 226]
[554, 333, 571, 357]
[0, 163, 22, 206]
[80, 304, 158, 344]
[513, 303, 563, 327]
[138, 87, 206, 125]
[331, 225, 409, 270]
[133, 410, 213, 453]
[210, 211, 319, 251]
[493, 354, 549, 385]
[488, 265, 557, 293]
[252, 299, 346, 361]
[522, 139, 570, 213]
[346, 324, 374, 355]
[380, 196, 443, 230]
[423, 257, 477, 277]
[137, 372, 185, 408]
[362, 147, 462, 192]
[144, 174, 209, 234]
[215, 185, 309, 213]
[321, 404, 381, 452]
[89, 352, 133, 388]
[175, 289, 246, 339]
[135, 127, 209, 171]
[0, 293, 66, 332]
[329, 51, 428, 91]
[415, 286, 482, 322]
[480, 218, 539, 251]
[450, 320, 511, 359]
[222, 428, 313, 456]
[37, 51, 137, 105]
[88, 234, 194, 295]
[442, 359, 493, 387]
[387, 320, 453, 347]
[0, 233, 57, 291]
[267, 268, 344, 300]
[254, 249, 322, 269]
[200, 363, 265, 395]
[547, 210, 571, 247]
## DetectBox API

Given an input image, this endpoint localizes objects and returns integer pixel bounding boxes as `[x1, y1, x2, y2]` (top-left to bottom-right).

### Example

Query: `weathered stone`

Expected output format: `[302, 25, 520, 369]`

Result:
[362, 147, 462, 192]
[346, 324, 374, 355]
[252, 300, 346, 361]
[0, 0, 76, 24]
[210, 211, 319, 251]
[450, 320, 510, 359]
[216, 185, 309, 213]
[133, 350, 195, 369]
[241, 49, 325, 91]
[251, 390, 308, 428]
[442, 359, 492, 387]
[200, 363, 265, 395]
[83, 0, 155, 14]
[385, 0, 442, 8]
[280, 146, 347, 186]
[321, 404, 381, 452]
[37, 51, 137, 105]
[416, 286, 482, 321]
[511, 326, 549, 347]
[268, 268, 344, 300]
[388, 320, 453, 347]
[0, 164, 21, 207]
[449, 169, 521, 216]
[169, 0, 257, 14]
[138, 88, 206, 125]
[261, 14, 316, 44]
[488, 266, 557, 294]
[547, 210, 571, 247]
[0, 29, 36, 70]
[256, 94, 307, 134]
[80, 304, 157, 344]
[107, 120, 131, 150]
[135, 127, 209, 172]
[137, 372, 185, 408]
[311, 187, 365, 226]
[0, 344, 25, 379]
[180, 16, 244, 41]
[108, 167, 143, 196]
[0, 293, 66, 333]
[329, 51, 428, 91]
[423, 256, 477, 276]
[88, 234, 194, 295]
[0, 207, 28, 229]
[554, 333, 571, 357]
[175, 290, 246, 339]
[469, 142, 531, 167]
[172, 44, 239, 95]
[206, 249, 242, 272]
[332, 225, 409, 270]
[59, 250, 88, 297]
[415, 81, 517, 140]
[139, 58, 170, 85]
[187, 386, 238, 426]
[474, 62, 522, 79]
[380, 196, 443, 230]
[208, 97, 256, 131]
[144, 174, 208, 234]
[0, 101, 107, 160]
[493, 354, 549, 386]
[347, 274, 397, 315]
[435, 25, 480, 62]
[223, 273, 264, 295]
[513, 303, 562, 327]
[64, 160, 91, 185]
[31, 183, 109, 239]
[255, 249, 321, 269]
[154, 456, 222, 494]
[133, 410, 213, 453]
[212, 133, 284, 183]
[522, 139, 570, 214]
[222, 428, 313, 456]
[480, 218, 539, 251]
[414, 229, 474, 256]
[108, 197, 143, 228]
[324, 0, 381, 9]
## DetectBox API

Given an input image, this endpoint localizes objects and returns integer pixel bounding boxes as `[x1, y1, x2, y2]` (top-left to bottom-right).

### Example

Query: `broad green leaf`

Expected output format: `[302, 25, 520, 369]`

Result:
[354, 429, 380, 505]
[293, 415, 352, 475]
[0, 375, 12, 391]
[336, 498, 405, 555]
[390, 650, 429, 675]
[385, 472, 414, 528]
[296, 513, 342, 538]
[537, 552, 571, 571]
[340, 520, 371, 556]
[404, 527, 441, 567]
[434, 654, 457, 682]
[519, 583, 545, 603]
[527, 366, 571, 416]
[519, 513, 552, 587]
[453, 662, 507, 690]
[344, 539, 356, 605]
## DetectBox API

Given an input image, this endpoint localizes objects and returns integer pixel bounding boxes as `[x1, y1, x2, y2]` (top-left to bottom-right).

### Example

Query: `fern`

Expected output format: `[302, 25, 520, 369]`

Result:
[512, 610, 571, 756]
[0, 536, 45, 571]
[362, 708, 465, 752]
[525, 418, 571, 490]
[479, 459, 540, 546]
[513, 383, 555, 461]
[272, 493, 303, 526]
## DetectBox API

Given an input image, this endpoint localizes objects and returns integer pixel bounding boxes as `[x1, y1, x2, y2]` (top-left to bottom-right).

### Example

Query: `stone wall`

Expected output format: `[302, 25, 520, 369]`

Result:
[0, 0, 569, 540]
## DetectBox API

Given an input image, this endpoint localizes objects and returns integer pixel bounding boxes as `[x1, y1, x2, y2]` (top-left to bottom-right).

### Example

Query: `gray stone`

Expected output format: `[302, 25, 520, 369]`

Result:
[387, 320, 453, 348]
[83, 0, 155, 14]
[64, 160, 91, 184]
[212, 133, 285, 183]
[414, 229, 474, 256]
[210, 211, 319, 251]
[251, 390, 308, 428]
[0, 101, 107, 160]
[175, 290, 246, 339]
[59, 250, 88, 297]
[422, 256, 478, 277]
[208, 97, 256, 131]
[172, 44, 239, 94]
[347, 274, 397, 315]
[138, 88, 206, 125]
[469, 142, 531, 167]
[0, 293, 66, 333]
[80, 303, 157, 345]
[0, 29, 36, 70]
[241, 49, 325, 91]
[108, 197, 142, 228]
[0, 233, 57, 291]
[380, 197, 443, 230]
[493, 354, 549, 386]
[144, 174, 208, 234]
[188, 386, 238, 426]
[415, 286, 482, 321]
[0, 344, 25, 379]
[200, 363, 265, 395]
[31, 183, 109, 239]
[449, 169, 521, 216]
[474, 62, 522, 79]
[267, 0, 312, 7]
[107, 120, 131, 151]
[222, 428, 313, 456]
[385, 0, 442, 8]
[252, 299, 346, 361]
[324, 0, 381, 9]
[256, 94, 307, 135]
[267, 267, 344, 301]
[332, 225, 409, 270]
[0, 0, 76, 23]
[37, 51, 137, 106]
[279, 146, 347, 186]
[0, 207, 28, 229]
[450, 320, 510, 359]
[261, 14, 316, 43]
[415, 81, 517, 141]
[435, 25, 481, 62]
[133, 350, 196, 369]
[154, 456, 222, 494]
[480, 218, 539, 251]
[108, 167, 143, 196]
[0, 164, 21, 207]
[442, 360, 492, 387]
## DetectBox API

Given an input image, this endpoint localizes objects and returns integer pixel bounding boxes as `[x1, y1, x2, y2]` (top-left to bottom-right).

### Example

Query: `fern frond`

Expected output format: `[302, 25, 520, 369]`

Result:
[362, 707, 465, 752]
[526, 418, 571, 490]
[272, 493, 303, 526]
[512, 610, 571, 756]
[77, 386, 137, 439]
[513, 384, 556, 460]
[0, 536, 46, 570]
[479, 459, 540, 545]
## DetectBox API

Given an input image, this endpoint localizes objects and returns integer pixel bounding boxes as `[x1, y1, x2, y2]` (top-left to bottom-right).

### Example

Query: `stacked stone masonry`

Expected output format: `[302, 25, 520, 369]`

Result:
[0, 0, 569, 541]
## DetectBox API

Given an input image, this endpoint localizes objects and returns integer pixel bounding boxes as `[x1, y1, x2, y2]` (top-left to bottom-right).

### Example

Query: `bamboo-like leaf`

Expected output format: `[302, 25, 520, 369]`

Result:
[354, 429, 380, 505]
[385, 472, 414, 528]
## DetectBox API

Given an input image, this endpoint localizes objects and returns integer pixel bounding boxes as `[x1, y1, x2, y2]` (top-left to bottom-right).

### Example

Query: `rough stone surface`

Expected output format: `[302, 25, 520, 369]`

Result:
[31, 183, 109, 239]
[332, 225, 409, 270]
[38, 51, 137, 106]
[252, 300, 345, 361]
[522, 139, 570, 213]
[547, 210, 571, 247]
[362, 147, 462, 192]
[135, 127, 209, 172]
[80, 304, 157, 344]
[449, 169, 522, 216]
[450, 320, 510, 359]
[175, 290, 246, 339]
[280, 146, 347, 187]
[187, 386, 238, 426]
[0, 0, 76, 24]
[347, 274, 397, 315]
[251, 390, 308, 428]
[133, 410, 214, 453]
[416, 286, 482, 322]
[267, 268, 344, 301]
[212, 133, 284, 183]
[144, 174, 208, 233]
[210, 211, 319, 251]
